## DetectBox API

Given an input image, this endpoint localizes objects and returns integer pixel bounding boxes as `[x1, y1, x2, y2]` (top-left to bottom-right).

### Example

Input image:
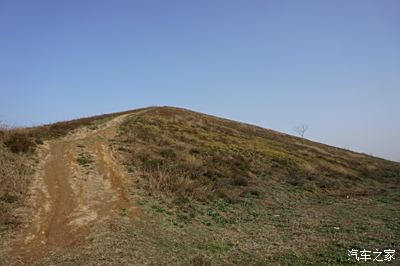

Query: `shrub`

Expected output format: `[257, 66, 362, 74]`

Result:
[4, 131, 36, 154]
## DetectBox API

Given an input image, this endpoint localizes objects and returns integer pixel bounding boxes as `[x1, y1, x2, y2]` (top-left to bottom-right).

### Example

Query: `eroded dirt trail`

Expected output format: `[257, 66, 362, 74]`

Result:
[12, 114, 137, 263]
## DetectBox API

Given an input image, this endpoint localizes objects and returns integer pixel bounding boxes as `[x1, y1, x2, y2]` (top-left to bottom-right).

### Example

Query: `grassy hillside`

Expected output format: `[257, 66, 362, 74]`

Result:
[117, 107, 399, 200]
[110, 107, 399, 264]
[1, 106, 399, 265]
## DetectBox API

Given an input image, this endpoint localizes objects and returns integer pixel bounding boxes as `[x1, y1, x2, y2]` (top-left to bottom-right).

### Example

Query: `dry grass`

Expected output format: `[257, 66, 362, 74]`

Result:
[0, 109, 144, 233]
[116, 107, 400, 203]
[3, 129, 36, 154]
[0, 138, 32, 232]
[109, 106, 400, 265]
[1, 107, 399, 265]
[141, 164, 203, 200]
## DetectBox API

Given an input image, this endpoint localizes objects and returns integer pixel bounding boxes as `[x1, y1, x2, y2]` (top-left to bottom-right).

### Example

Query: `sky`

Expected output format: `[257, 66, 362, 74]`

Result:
[0, 0, 399, 161]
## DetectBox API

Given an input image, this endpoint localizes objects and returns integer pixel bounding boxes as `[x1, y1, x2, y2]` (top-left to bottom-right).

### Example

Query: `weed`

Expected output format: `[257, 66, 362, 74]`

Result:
[208, 239, 231, 253]
[151, 204, 167, 213]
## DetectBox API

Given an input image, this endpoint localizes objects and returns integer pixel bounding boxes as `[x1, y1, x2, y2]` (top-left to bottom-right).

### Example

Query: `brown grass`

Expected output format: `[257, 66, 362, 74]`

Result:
[141, 164, 203, 200]
[116, 107, 400, 204]
[3, 129, 36, 154]
[104, 107, 399, 264]
[1, 107, 399, 265]
[0, 142, 32, 232]
[0, 109, 147, 233]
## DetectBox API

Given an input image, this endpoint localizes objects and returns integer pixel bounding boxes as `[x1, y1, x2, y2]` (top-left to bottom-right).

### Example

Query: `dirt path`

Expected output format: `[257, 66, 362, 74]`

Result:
[11, 113, 138, 263]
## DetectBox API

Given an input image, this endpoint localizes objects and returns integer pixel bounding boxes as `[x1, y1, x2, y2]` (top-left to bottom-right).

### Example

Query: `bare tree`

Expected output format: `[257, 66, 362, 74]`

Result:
[295, 124, 308, 142]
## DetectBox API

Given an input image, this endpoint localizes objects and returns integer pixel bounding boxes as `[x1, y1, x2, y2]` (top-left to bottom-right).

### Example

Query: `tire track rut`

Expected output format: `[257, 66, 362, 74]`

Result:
[12, 114, 138, 263]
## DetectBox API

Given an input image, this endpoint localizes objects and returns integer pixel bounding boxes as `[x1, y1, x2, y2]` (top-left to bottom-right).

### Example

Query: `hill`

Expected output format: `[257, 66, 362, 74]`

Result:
[1, 106, 399, 265]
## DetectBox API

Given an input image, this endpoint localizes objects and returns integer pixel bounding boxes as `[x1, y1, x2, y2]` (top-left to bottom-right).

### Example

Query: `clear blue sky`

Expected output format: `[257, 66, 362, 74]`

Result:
[1, 0, 399, 161]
